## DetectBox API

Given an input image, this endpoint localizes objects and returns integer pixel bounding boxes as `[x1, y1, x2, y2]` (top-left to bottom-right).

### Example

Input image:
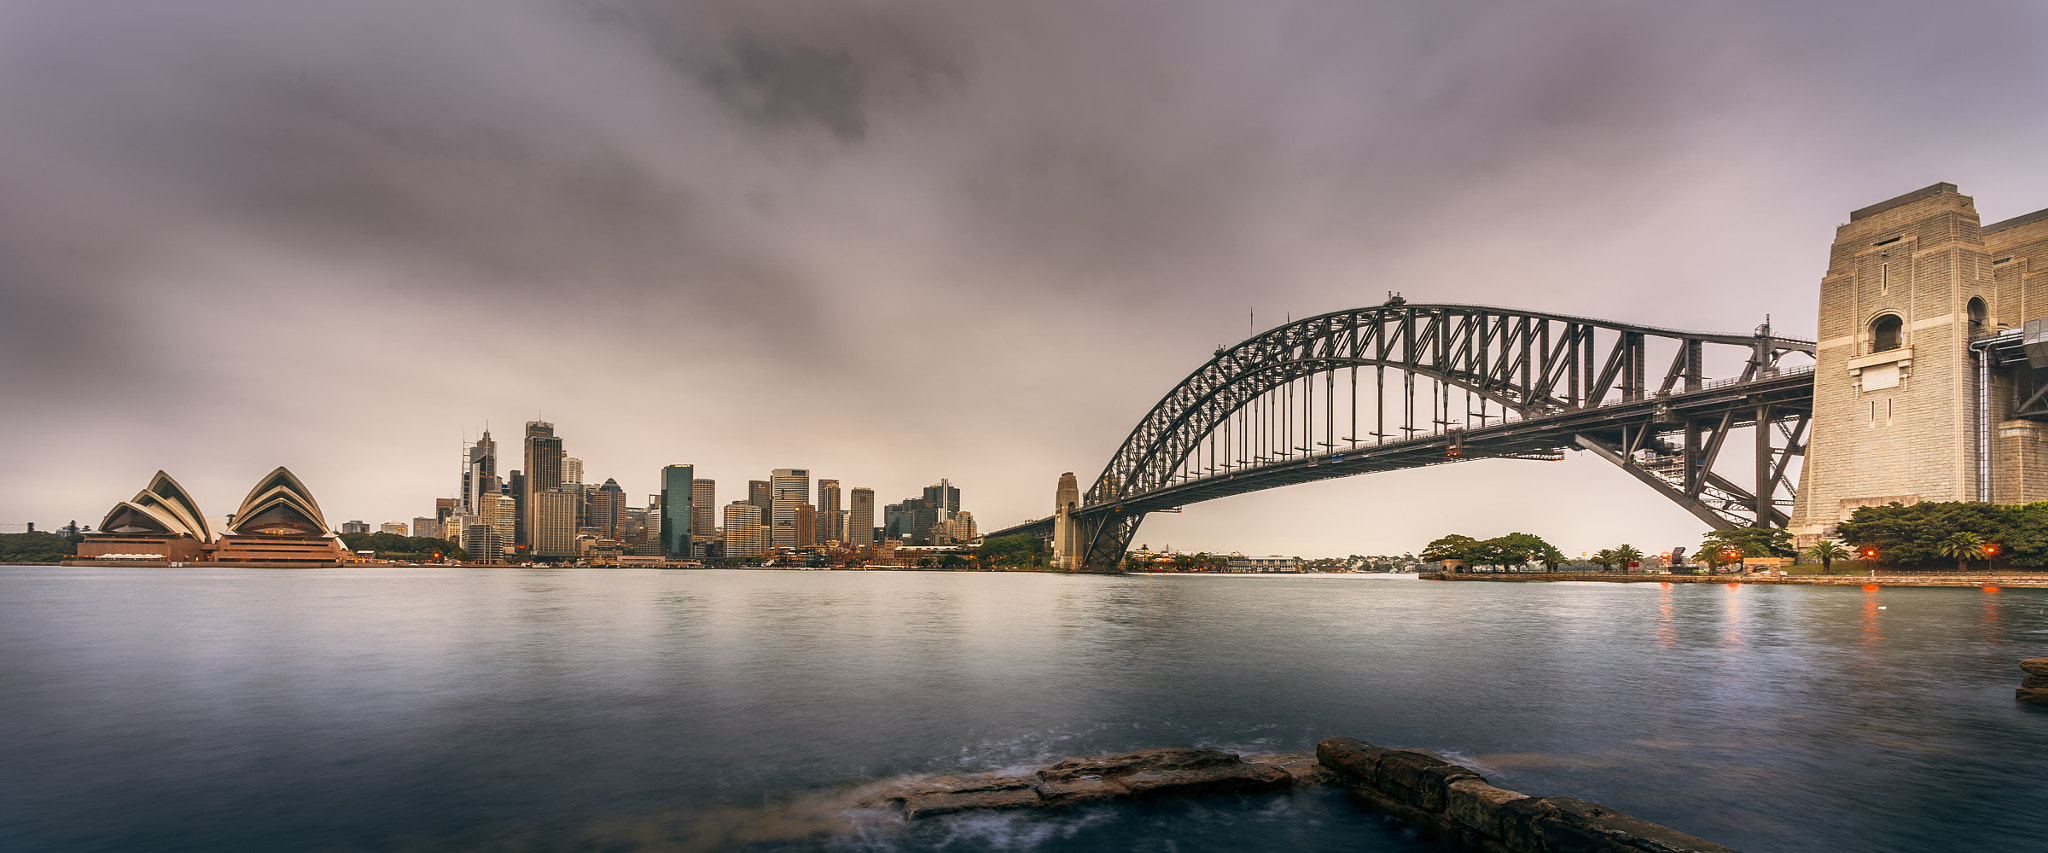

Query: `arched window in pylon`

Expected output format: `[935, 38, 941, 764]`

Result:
[1870, 314, 1903, 353]
[1967, 297, 1988, 338]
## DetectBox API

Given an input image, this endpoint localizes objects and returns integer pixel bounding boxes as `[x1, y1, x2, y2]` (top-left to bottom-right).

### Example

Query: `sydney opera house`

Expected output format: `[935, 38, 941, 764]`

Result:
[74, 467, 348, 566]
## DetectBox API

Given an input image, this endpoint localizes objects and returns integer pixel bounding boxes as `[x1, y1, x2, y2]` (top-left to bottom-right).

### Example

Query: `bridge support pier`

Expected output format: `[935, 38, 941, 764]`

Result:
[1052, 471, 1144, 571]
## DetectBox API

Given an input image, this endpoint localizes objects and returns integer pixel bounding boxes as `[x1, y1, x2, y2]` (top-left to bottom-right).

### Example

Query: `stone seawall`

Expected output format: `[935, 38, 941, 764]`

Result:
[1317, 737, 1738, 853]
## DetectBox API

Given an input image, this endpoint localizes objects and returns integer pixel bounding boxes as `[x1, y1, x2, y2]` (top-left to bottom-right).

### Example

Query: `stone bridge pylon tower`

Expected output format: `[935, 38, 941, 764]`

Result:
[1792, 182, 2048, 545]
[1051, 472, 1083, 570]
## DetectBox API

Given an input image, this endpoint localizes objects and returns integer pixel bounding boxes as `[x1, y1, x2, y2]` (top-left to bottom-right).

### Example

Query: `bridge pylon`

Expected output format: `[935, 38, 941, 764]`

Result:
[1791, 183, 2048, 546]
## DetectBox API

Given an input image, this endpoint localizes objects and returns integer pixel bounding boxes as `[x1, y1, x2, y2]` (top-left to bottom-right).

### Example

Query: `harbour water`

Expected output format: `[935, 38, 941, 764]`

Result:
[2, 567, 2044, 852]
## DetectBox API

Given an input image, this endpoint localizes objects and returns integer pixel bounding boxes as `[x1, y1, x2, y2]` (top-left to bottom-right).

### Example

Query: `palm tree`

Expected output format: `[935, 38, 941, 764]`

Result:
[1807, 540, 1850, 575]
[1614, 544, 1645, 573]
[1940, 531, 1985, 573]
[1589, 549, 1618, 570]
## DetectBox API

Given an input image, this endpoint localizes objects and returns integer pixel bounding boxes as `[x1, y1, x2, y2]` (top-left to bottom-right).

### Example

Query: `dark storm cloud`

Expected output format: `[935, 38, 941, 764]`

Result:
[704, 34, 872, 142]
[5, 0, 2048, 551]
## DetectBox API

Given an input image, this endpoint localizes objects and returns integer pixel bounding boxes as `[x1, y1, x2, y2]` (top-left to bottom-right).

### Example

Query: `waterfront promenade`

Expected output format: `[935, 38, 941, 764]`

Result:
[1422, 570, 2048, 588]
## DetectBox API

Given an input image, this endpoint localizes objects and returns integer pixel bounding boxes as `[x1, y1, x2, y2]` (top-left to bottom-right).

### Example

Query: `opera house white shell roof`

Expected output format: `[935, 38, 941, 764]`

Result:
[97, 471, 213, 542]
[225, 467, 332, 537]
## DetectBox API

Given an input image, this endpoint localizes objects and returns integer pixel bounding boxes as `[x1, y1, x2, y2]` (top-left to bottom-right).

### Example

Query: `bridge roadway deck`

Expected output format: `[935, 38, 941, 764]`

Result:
[987, 369, 1813, 541]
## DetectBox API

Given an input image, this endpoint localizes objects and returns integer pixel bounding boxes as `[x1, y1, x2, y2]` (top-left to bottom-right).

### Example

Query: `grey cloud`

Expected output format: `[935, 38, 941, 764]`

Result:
[704, 33, 871, 142]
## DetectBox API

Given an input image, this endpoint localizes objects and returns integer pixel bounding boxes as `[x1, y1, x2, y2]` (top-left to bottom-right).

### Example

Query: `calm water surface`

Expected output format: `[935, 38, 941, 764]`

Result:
[2, 567, 2044, 852]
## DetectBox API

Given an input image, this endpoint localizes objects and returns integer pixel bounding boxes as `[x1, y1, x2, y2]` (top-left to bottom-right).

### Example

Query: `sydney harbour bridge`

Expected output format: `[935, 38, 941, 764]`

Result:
[987, 298, 1818, 570]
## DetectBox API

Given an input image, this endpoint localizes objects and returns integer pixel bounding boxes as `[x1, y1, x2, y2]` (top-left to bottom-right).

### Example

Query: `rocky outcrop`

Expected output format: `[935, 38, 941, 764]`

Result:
[869, 740, 1742, 852]
[2020, 658, 2048, 704]
[879, 747, 1303, 818]
[1318, 737, 1740, 853]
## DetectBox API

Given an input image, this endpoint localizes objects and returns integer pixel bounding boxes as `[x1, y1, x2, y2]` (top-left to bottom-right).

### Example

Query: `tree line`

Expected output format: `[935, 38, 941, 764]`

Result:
[337, 531, 468, 560]
[1834, 501, 2048, 570]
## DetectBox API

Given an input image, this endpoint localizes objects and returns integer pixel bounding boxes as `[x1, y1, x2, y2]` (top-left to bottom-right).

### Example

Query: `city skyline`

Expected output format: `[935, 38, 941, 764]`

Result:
[6, 2, 2048, 557]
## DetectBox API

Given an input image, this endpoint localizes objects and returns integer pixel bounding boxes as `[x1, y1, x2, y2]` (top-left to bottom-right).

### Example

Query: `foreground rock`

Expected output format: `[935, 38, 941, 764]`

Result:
[878, 747, 1303, 819]
[2020, 658, 2048, 704]
[1318, 736, 1740, 853]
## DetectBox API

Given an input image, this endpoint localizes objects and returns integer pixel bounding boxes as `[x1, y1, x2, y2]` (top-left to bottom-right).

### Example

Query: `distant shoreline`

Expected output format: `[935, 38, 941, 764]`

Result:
[1423, 571, 2048, 589]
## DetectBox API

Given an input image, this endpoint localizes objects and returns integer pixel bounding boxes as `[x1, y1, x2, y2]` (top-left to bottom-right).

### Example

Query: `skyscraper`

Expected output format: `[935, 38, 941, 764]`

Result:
[562, 457, 584, 487]
[849, 488, 875, 547]
[748, 480, 772, 518]
[660, 464, 694, 558]
[924, 479, 960, 520]
[462, 430, 497, 514]
[690, 480, 716, 545]
[817, 480, 842, 542]
[723, 501, 770, 559]
[531, 489, 577, 558]
[481, 493, 516, 554]
[507, 470, 526, 546]
[521, 421, 561, 548]
[589, 478, 625, 538]
[795, 504, 817, 547]
[770, 469, 809, 548]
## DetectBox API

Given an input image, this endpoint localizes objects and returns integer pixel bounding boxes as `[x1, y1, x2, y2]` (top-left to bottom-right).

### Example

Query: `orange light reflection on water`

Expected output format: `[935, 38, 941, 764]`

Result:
[1656, 583, 1675, 648]
[1720, 581, 1742, 648]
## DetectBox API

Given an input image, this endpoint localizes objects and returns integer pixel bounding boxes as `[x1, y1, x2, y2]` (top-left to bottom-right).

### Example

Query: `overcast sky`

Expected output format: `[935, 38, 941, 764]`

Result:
[5, 0, 2048, 556]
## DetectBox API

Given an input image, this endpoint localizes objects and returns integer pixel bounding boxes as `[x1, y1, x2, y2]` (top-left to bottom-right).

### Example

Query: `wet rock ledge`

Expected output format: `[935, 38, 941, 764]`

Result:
[1318, 737, 1738, 853]
[877, 741, 1739, 852]
[875, 747, 1315, 819]
[2019, 658, 2048, 704]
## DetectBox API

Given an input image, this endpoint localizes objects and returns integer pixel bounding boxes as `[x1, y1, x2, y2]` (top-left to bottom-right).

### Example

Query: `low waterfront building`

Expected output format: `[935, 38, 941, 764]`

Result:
[1225, 555, 1300, 573]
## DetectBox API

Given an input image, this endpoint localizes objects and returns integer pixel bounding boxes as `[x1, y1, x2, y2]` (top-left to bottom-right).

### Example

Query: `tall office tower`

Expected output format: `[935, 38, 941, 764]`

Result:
[562, 456, 584, 487]
[748, 480, 772, 517]
[645, 494, 661, 554]
[588, 478, 625, 537]
[531, 489, 578, 557]
[723, 501, 770, 559]
[521, 422, 562, 548]
[690, 480, 716, 544]
[556, 481, 588, 531]
[849, 488, 875, 547]
[924, 479, 960, 520]
[886, 495, 939, 542]
[660, 465, 694, 558]
[936, 511, 977, 544]
[883, 500, 912, 540]
[770, 469, 810, 548]
[478, 493, 516, 554]
[434, 497, 457, 524]
[617, 507, 651, 555]
[795, 504, 817, 547]
[507, 470, 526, 545]
[462, 523, 506, 564]
[461, 430, 498, 514]
[817, 480, 842, 541]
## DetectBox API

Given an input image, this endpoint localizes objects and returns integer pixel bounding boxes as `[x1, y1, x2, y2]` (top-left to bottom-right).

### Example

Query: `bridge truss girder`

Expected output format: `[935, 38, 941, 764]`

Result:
[990, 302, 1817, 570]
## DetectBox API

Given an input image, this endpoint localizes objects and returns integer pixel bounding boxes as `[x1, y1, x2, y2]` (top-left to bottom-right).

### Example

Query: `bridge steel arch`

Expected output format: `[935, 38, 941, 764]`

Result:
[997, 301, 1817, 570]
